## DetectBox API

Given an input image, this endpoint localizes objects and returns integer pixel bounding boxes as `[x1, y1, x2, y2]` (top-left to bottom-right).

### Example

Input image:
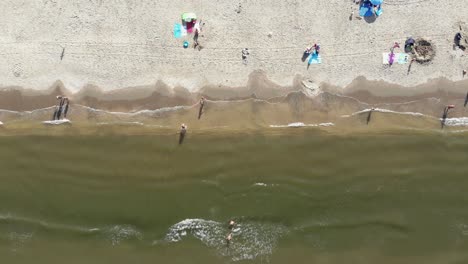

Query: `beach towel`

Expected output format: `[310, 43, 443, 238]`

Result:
[308, 53, 322, 65]
[382, 53, 410, 64]
[397, 53, 409, 64]
[173, 23, 183, 38]
[185, 21, 195, 33]
[375, 7, 383, 16]
[359, 2, 374, 17]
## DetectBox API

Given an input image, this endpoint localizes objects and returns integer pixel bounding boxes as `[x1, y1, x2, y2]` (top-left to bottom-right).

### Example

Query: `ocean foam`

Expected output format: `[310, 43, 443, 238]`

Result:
[42, 119, 71, 125]
[163, 218, 287, 262]
[442, 117, 468, 127]
[344, 108, 426, 118]
[97, 121, 144, 126]
[269, 122, 335, 128]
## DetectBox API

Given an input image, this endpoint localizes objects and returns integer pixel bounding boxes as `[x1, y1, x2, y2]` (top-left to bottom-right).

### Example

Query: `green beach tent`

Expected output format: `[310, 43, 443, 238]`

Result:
[182, 12, 197, 22]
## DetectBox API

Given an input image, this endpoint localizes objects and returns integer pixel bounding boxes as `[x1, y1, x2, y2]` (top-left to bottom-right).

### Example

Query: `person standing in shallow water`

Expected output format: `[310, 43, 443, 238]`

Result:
[198, 97, 206, 120]
[226, 232, 232, 247]
[63, 98, 70, 119]
[226, 220, 236, 247]
[52, 96, 63, 120]
[441, 105, 455, 129]
[179, 124, 187, 145]
[56, 96, 65, 120]
[228, 220, 236, 230]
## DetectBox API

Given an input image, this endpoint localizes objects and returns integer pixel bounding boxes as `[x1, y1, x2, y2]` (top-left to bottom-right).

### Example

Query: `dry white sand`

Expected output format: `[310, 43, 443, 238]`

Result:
[0, 0, 467, 92]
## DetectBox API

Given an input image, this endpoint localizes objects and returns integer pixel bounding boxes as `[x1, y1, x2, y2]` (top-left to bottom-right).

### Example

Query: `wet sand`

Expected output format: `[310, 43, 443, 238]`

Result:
[1, 74, 467, 135]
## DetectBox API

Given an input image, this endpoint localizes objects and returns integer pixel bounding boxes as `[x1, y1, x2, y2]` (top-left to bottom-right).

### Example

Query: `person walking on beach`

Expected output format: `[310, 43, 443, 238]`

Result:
[198, 96, 206, 119]
[464, 92, 468, 107]
[242, 48, 250, 64]
[179, 124, 187, 145]
[454, 32, 464, 50]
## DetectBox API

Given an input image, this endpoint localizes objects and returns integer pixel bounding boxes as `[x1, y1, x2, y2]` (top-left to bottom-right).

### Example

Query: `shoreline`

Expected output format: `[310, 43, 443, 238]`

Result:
[1, 73, 468, 112]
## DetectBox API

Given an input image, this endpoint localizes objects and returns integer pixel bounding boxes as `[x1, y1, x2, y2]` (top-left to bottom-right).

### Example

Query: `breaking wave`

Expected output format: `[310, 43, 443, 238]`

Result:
[163, 218, 288, 262]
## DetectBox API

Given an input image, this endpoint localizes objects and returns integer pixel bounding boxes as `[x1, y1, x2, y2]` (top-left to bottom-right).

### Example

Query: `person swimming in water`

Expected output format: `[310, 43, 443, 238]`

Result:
[226, 232, 232, 247]
[228, 220, 236, 230]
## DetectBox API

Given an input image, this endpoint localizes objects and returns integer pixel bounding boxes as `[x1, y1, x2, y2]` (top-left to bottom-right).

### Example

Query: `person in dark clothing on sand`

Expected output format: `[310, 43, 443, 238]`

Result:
[179, 124, 187, 145]
[198, 97, 206, 119]
[455, 33, 462, 47]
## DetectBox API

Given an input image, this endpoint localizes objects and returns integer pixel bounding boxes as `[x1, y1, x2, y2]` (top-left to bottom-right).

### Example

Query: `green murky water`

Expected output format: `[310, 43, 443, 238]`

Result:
[1, 130, 468, 263]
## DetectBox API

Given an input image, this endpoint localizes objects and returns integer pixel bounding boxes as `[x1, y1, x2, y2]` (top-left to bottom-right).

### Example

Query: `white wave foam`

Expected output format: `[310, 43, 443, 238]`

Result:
[269, 122, 335, 128]
[163, 218, 287, 262]
[0, 212, 99, 234]
[80, 105, 188, 117]
[104, 225, 143, 245]
[343, 108, 426, 118]
[42, 119, 71, 125]
[6, 231, 33, 252]
[97, 121, 144, 126]
[443, 117, 468, 127]
[252, 182, 278, 187]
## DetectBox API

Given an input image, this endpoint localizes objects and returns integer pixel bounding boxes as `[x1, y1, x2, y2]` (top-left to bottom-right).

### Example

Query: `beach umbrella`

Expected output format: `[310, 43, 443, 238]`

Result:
[370, 0, 383, 5]
[182, 12, 197, 22]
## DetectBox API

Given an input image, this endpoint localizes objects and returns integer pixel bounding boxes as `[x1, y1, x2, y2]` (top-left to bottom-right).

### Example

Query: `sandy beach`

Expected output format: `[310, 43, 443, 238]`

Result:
[0, 0, 467, 91]
[0, 0, 467, 130]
